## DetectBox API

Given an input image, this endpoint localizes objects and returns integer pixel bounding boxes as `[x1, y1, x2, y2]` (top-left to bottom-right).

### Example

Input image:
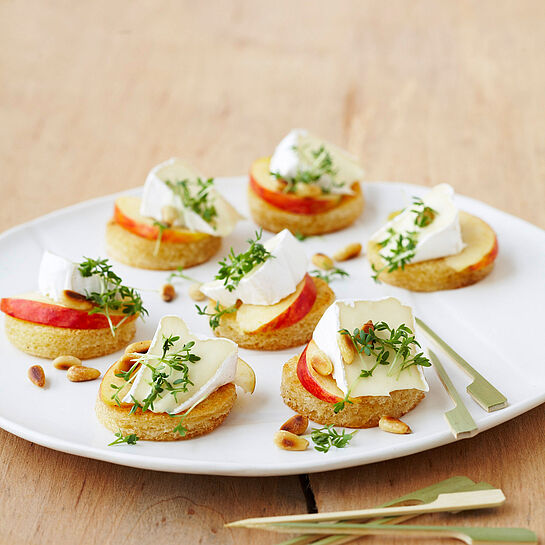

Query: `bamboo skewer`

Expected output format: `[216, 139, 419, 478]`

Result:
[416, 317, 507, 412]
[267, 522, 537, 544]
[428, 349, 479, 438]
[275, 477, 497, 545]
[226, 489, 505, 529]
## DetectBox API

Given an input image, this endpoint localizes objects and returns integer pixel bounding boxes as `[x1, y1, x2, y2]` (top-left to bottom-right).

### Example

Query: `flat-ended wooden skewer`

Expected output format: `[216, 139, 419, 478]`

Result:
[226, 489, 505, 529]
[267, 522, 537, 544]
[275, 477, 498, 545]
[428, 349, 478, 439]
[416, 317, 507, 412]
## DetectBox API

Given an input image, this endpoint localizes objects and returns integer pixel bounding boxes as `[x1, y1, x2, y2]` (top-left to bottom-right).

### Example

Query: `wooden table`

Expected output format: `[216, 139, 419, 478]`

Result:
[1, 1, 544, 543]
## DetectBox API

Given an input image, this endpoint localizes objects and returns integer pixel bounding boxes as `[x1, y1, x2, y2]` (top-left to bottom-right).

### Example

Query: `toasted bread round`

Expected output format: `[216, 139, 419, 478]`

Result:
[211, 277, 335, 351]
[105, 220, 221, 270]
[96, 354, 236, 441]
[248, 183, 364, 236]
[367, 211, 498, 292]
[4, 314, 137, 360]
[280, 355, 425, 428]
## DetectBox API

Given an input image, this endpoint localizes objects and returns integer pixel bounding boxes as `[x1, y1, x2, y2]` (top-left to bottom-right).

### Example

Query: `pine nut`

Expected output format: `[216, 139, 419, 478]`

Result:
[28, 365, 45, 387]
[60, 290, 93, 311]
[273, 430, 309, 451]
[333, 242, 362, 262]
[188, 283, 206, 302]
[53, 355, 82, 370]
[124, 340, 151, 355]
[312, 253, 334, 270]
[337, 333, 355, 364]
[280, 415, 309, 436]
[161, 283, 176, 302]
[270, 178, 286, 192]
[161, 205, 178, 226]
[295, 184, 322, 198]
[379, 416, 412, 434]
[67, 366, 101, 382]
[307, 340, 333, 376]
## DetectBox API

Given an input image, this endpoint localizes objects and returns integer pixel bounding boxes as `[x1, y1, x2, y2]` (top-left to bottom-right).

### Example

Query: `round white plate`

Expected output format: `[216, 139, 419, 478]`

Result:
[1, 178, 544, 476]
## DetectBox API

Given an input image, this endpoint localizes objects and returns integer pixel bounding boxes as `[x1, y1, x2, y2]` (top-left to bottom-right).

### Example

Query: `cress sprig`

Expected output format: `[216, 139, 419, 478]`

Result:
[310, 425, 356, 453]
[271, 145, 340, 194]
[108, 430, 139, 446]
[153, 220, 169, 256]
[311, 267, 349, 284]
[333, 321, 431, 413]
[78, 257, 147, 336]
[167, 266, 199, 284]
[215, 230, 273, 292]
[195, 301, 237, 330]
[165, 177, 218, 226]
[110, 334, 202, 437]
[412, 197, 437, 228]
[371, 197, 438, 282]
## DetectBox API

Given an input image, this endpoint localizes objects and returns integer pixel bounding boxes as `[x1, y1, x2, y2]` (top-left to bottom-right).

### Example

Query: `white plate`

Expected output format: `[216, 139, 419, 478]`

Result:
[1, 178, 544, 476]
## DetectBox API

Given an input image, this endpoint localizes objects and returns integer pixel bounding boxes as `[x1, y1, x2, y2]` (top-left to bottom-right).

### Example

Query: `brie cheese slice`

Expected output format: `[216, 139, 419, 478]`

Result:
[200, 229, 308, 307]
[38, 251, 103, 303]
[370, 184, 465, 264]
[312, 298, 429, 397]
[269, 129, 364, 195]
[124, 315, 238, 414]
[140, 158, 243, 236]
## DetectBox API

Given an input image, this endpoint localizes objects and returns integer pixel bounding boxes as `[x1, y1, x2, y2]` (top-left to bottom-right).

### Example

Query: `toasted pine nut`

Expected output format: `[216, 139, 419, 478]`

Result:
[337, 333, 355, 364]
[161, 283, 176, 302]
[161, 205, 178, 226]
[294, 184, 322, 198]
[362, 320, 374, 333]
[270, 178, 286, 192]
[379, 416, 412, 434]
[125, 340, 151, 355]
[280, 415, 309, 436]
[188, 283, 206, 302]
[312, 253, 334, 270]
[53, 355, 82, 370]
[60, 290, 93, 311]
[307, 340, 333, 376]
[67, 366, 101, 383]
[28, 365, 45, 387]
[333, 242, 362, 262]
[274, 430, 309, 451]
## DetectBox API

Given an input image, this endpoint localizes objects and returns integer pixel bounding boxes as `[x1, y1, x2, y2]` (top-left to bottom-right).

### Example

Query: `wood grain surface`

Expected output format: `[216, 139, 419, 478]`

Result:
[1, 1, 544, 543]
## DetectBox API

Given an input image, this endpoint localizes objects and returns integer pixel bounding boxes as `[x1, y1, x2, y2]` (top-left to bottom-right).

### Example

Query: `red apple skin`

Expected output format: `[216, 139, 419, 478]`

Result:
[256, 274, 317, 333]
[0, 298, 132, 330]
[469, 236, 498, 271]
[296, 344, 343, 404]
[113, 201, 207, 243]
[249, 158, 353, 215]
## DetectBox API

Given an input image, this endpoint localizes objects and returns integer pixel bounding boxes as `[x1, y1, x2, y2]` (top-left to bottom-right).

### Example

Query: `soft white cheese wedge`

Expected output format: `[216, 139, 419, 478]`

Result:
[370, 184, 465, 264]
[312, 298, 429, 397]
[200, 229, 308, 307]
[269, 129, 364, 195]
[38, 251, 103, 303]
[140, 158, 243, 236]
[124, 315, 238, 414]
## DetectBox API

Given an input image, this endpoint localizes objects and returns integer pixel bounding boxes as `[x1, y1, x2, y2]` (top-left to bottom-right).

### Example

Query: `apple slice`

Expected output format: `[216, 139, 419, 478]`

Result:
[0, 293, 132, 330]
[235, 274, 317, 333]
[444, 212, 498, 272]
[296, 344, 344, 404]
[250, 157, 347, 215]
[114, 196, 209, 243]
[234, 358, 256, 394]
